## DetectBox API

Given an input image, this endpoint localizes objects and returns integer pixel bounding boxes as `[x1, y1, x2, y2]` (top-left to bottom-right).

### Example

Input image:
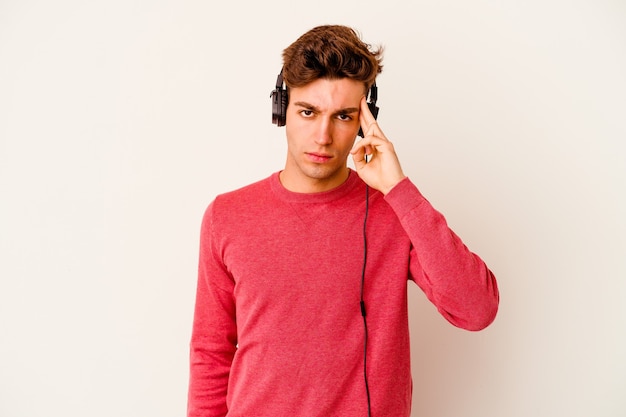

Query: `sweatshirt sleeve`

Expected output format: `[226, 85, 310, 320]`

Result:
[384, 178, 499, 331]
[188, 202, 237, 417]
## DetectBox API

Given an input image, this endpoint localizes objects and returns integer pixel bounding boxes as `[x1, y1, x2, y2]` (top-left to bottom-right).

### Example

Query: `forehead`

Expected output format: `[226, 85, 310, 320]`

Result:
[289, 78, 365, 108]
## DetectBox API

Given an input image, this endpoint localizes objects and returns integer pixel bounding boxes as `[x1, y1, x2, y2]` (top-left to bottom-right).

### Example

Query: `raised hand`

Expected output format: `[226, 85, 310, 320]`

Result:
[350, 96, 406, 195]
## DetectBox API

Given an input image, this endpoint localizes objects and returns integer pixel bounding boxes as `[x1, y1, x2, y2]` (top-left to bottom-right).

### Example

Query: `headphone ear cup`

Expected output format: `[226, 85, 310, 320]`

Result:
[271, 88, 287, 127]
[271, 70, 288, 127]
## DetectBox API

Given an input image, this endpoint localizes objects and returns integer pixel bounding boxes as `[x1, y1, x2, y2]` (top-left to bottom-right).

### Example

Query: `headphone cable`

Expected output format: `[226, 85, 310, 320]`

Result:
[360, 185, 372, 417]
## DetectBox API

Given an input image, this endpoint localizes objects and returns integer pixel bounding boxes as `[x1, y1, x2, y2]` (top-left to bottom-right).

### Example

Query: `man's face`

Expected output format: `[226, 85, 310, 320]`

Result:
[281, 77, 364, 193]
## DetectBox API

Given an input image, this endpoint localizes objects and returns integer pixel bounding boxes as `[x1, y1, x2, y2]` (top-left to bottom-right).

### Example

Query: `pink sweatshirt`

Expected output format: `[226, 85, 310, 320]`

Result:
[188, 170, 498, 417]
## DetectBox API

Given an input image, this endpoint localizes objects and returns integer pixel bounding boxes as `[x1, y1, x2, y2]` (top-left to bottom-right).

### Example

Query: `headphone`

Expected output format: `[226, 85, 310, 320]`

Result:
[271, 69, 379, 137]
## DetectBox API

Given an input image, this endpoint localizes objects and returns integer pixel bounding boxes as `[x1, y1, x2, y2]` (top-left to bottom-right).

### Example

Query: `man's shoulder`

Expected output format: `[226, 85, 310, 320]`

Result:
[208, 173, 276, 215]
[202, 173, 279, 231]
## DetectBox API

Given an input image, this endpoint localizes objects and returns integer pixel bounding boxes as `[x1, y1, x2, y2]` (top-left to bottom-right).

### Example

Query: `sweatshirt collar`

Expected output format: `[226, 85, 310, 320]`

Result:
[270, 169, 361, 203]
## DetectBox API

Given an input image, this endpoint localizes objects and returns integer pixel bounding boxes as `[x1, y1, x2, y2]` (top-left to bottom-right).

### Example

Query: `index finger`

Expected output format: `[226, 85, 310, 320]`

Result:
[360, 96, 387, 140]
[359, 96, 376, 133]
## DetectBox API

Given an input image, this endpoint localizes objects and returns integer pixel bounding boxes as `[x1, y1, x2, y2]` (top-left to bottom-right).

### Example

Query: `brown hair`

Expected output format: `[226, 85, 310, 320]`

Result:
[281, 25, 383, 92]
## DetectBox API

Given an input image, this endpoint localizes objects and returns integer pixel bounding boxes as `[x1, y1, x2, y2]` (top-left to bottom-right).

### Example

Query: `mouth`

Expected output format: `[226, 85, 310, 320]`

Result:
[306, 152, 333, 163]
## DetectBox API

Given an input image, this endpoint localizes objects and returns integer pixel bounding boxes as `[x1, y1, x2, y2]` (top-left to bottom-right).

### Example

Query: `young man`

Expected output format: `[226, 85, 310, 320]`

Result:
[188, 25, 499, 417]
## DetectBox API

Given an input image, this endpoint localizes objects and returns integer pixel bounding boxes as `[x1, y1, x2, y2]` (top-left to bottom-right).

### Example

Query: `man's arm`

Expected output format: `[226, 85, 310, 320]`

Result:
[351, 97, 499, 330]
[385, 178, 499, 330]
[188, 203, 237, 417]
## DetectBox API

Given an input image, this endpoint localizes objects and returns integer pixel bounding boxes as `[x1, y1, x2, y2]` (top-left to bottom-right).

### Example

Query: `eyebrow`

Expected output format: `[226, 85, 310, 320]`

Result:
[293, 101, 359, 116]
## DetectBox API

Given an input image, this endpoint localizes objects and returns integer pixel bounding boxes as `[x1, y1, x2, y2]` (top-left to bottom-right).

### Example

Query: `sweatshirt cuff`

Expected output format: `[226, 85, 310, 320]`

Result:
[383, 177, 428, 220]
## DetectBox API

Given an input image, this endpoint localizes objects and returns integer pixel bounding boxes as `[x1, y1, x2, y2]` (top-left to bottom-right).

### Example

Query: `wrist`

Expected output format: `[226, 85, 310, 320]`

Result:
[381, 175, 407, 195]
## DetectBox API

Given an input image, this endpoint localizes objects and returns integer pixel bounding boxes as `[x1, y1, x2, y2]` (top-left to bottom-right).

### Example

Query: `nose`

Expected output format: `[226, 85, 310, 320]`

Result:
[314, 117, 333, 145]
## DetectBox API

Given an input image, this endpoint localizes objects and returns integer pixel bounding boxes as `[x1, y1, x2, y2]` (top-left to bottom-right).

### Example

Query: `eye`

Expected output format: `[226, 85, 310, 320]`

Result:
[337, 113, 353, 121]
[299, 109, 314, 118]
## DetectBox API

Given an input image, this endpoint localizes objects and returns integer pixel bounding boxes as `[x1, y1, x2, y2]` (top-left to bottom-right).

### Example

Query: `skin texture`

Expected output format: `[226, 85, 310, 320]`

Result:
[280, 77, 406, 195]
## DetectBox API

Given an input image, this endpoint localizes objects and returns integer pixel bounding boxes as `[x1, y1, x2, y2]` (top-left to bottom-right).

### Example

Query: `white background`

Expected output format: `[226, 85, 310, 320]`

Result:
[1, 1, 625, 416]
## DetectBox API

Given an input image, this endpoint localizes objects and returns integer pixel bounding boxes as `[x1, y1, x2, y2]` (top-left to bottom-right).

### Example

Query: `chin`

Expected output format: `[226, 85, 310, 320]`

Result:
[304, 165, 346, 182]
